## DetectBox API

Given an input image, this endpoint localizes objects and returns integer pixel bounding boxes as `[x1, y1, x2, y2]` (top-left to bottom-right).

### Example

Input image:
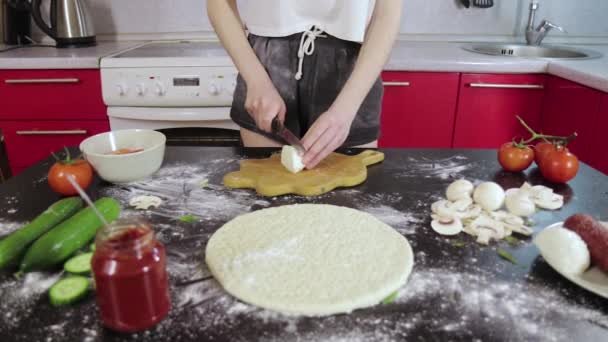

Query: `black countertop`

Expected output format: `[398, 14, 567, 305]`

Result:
[0, 147, 607, 342]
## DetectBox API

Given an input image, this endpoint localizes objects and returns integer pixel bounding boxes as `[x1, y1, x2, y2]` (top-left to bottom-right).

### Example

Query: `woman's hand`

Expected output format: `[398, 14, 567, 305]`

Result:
[301, 108, 356, 169]
[245, 79, 287, 133]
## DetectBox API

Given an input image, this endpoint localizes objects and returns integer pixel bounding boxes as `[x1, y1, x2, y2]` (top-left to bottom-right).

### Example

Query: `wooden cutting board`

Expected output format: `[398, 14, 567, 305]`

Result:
[223, 150, 385, 196]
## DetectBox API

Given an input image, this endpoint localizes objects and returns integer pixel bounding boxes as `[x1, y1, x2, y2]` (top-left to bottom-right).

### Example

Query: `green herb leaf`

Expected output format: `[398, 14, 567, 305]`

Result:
[524, 218, 536, 227]
[382, 291, 399, 305]
[451, 240, 465, 248]
[497, 249, 518, 265]
[503, 236, 520, 246]
[199, 179, 209, 188]
[178, 215, 198, 223]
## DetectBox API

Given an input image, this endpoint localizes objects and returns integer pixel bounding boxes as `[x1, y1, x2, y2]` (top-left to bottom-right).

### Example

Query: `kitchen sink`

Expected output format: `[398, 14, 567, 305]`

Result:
[463, 43, 602, 59]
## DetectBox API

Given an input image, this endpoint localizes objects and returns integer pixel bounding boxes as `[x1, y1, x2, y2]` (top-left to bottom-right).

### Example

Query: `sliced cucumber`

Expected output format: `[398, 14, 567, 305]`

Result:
[64, 253, 93, 275]
[49, 276, 90, 306]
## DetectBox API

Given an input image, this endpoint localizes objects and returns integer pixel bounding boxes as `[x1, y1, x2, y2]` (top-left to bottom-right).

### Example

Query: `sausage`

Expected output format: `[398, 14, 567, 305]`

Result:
[563, 214, 608, 272]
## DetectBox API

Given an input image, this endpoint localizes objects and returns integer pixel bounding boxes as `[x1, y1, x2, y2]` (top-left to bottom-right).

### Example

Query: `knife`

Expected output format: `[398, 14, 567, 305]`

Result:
[271, 117, 307, 155]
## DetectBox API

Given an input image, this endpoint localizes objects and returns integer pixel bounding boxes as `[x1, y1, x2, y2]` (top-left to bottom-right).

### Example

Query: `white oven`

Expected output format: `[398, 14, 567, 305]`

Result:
[100, 41, 241, 146]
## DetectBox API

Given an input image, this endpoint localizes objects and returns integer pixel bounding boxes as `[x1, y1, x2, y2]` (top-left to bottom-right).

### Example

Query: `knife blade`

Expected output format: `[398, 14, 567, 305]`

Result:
[271, 117, 306, 155]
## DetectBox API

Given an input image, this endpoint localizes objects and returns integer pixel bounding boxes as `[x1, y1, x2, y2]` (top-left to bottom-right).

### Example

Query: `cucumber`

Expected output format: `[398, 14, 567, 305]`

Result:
[20, 198, 121, 272]
[49, 276, 90, 306]
[64, 253, 93, 275]
[0, 197, 83, 270]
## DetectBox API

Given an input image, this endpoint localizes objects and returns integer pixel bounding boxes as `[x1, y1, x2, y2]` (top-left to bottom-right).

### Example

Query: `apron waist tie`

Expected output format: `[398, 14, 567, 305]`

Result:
[295, 26, 326, 81]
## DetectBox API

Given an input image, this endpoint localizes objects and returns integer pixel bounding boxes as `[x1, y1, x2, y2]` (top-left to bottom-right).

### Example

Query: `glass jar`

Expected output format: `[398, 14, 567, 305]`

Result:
[91, 218, 171, 333]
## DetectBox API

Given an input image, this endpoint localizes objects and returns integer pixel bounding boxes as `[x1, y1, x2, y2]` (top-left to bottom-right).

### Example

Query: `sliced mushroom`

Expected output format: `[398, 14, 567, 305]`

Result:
[505, 191, 536, 217]
[459, 204, 482, 219]
[451, 197, 473, 211]
[446, 179, 474, 202]
[476, 228, 493, 245]
[530, 186, 564, 210]
[473, 182, 505, 212]
[431, 217, 464, 236]
[469, 214, 506, 242]
[129, 195, 163, 210]
[431, 200, 455, 218]
[489, 210, 533, 236]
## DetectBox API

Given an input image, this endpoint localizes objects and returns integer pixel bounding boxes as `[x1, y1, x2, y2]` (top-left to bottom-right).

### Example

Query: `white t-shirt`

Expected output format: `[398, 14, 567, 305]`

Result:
[238, 0, 377, 43]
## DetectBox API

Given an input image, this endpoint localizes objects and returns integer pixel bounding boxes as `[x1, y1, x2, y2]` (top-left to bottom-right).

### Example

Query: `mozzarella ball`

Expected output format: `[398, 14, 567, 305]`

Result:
[534, 226, 590, 275]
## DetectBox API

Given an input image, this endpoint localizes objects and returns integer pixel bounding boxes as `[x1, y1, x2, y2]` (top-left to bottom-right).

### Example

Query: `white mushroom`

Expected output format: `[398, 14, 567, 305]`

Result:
[446, 179, 474, 201]
[529, 185, 564, 210]
[431, 199, 481, 220]
[469, 214, 506, 243]
[451, 197, 473, 211]
[431, 200, 455, 218]
[431, 217, 464, 236]
[489, 211, 533, 236]
[505, 191, 536, 217]
[473, 182, 505, 212]
[129, 195, 163, 210]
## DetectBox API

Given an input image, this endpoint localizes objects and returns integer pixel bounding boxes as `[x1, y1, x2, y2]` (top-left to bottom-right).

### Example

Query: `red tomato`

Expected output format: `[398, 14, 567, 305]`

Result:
[48, 159, 94, 195]
[534, 141, 555, 166]
[539, 146, 579, 183]
[498, 142, 535, 172]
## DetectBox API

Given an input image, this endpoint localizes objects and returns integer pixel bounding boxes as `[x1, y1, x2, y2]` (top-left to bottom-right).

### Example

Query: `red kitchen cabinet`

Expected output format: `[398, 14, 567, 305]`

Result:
[0, 69, 109, 175]
[2, 120, 109, 168]
[589, 94, 608, 175]
[379, 72, 460, 148]
[453, 73, 546, 148]
[540, 76, 602, 163]
[0, 69, 106, 120]
[10, 166, 25, 177]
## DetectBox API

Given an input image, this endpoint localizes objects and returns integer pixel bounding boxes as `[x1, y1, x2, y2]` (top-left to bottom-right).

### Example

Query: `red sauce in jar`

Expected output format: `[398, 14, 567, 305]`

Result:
[92, 220, 170, 333]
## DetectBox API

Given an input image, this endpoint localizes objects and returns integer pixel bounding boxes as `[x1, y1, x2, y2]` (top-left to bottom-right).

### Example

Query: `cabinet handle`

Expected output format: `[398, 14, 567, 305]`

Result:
[383, 81, 410, 87]
[5, 78, 80, 84]
[16, 130, 88, 136]
[469, 83, 544, 89]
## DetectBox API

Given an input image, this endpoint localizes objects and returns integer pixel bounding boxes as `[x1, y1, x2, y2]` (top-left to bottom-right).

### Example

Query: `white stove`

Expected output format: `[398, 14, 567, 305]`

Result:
[100, 41, 240, 135]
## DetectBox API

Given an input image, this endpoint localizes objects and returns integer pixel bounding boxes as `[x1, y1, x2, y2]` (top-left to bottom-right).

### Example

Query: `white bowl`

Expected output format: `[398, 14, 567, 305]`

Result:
[80, 129, 166, 183]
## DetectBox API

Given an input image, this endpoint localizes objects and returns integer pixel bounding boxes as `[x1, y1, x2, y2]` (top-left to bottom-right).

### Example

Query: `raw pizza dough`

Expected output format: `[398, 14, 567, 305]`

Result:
[205, 204, 414, 316]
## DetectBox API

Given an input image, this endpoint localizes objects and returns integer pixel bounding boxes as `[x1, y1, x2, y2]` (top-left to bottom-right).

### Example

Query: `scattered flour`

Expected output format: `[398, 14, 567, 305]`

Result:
[0, 272, 63, 329]
[396, 155, 473, 180]
[100, 163, 270, 223]
[0, 220, 23, 237]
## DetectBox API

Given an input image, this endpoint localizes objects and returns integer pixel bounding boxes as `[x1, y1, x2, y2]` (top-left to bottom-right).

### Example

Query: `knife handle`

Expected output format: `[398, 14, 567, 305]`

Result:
[271, 116, 283, 134]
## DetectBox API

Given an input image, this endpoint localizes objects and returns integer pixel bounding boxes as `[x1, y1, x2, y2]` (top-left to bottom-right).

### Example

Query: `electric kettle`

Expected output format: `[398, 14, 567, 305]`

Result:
[30, 0, 96, 48]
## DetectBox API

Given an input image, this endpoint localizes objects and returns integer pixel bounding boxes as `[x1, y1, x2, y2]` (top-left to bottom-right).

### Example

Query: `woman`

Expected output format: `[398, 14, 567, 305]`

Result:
[208, 0, 401, 168]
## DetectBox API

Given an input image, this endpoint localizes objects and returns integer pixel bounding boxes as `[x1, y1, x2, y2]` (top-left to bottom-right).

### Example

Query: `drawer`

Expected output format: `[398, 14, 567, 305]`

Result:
[3, 120, 109, 167]
[0, 69, 106, 120]
[9, 165, 25, 178]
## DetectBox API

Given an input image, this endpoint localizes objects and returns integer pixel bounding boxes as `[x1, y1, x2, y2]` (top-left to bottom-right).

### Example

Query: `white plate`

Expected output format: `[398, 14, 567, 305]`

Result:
[539, 222, 608, 299]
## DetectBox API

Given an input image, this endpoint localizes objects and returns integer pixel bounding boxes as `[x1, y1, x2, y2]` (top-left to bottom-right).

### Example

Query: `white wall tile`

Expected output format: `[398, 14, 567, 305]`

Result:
[24, 0, 608, 41]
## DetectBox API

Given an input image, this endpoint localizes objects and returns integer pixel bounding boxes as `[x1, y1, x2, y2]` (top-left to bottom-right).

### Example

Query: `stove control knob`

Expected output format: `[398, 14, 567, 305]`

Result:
[208, 82, 222, 96]
[135, 83, 146, 96]
[115, 84, 128, 96]
[154, 82, 166, 96]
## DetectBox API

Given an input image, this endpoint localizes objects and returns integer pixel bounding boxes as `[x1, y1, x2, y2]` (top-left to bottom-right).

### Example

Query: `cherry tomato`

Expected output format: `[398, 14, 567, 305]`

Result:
[534, 141, 555, 166]
[498, 142, 535, 172]
[539, 146, 579, 183]
[48, 159, 94, 196]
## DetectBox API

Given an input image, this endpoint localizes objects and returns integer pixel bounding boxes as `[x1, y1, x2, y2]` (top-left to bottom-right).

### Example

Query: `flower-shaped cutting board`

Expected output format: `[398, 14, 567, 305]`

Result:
[223, 150, 385, 196]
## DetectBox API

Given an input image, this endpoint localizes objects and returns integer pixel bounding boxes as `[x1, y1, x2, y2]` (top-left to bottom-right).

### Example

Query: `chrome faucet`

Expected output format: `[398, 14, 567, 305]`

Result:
[525, 0, 566, 45]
